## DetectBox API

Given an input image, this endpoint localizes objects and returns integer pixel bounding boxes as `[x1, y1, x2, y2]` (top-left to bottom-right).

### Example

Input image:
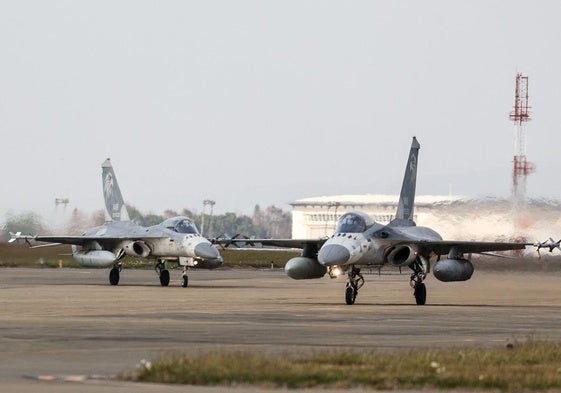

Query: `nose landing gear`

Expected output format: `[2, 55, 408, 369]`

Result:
[181, 266, 189, 288]
[345, 266, 364, 305]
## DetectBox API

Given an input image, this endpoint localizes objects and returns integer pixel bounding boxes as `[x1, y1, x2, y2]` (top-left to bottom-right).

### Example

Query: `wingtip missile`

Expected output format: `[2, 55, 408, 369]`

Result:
[8, 232, 21, 243]
[533, 238, 561, 258]
[8, 232, 35, 246]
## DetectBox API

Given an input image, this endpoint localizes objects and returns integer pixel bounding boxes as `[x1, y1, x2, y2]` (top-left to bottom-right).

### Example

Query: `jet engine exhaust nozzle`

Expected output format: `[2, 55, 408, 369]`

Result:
[318, 244, 350, 266]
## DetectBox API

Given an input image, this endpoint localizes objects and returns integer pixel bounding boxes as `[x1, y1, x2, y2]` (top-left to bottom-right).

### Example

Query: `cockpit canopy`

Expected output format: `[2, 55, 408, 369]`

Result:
[161, 216, 199, 234]
[335, 211, 373, 233]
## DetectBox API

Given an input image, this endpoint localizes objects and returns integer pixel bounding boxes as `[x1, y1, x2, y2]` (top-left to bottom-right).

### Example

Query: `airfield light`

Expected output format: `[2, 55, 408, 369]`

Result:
[329, 266, 343, 278]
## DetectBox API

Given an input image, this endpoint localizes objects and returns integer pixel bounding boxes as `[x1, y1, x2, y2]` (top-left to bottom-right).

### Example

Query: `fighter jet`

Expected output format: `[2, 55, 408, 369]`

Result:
[213, 137, 528, 305]
[10, 159, 222, 287]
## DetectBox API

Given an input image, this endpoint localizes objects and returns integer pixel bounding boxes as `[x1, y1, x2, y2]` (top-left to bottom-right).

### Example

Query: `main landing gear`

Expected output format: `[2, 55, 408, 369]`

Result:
[155, 260, 170, 287]
[345, 266, 364, 305]
[410, 257, 428, 305]
[109, 263, 122, 286]
[341, 257, 430, 306]
[108, 260, 189, 287]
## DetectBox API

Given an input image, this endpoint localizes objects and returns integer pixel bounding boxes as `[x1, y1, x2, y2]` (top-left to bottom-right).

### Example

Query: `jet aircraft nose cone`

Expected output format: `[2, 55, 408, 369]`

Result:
[194, 243, 219, 259]
[318, 244, 350, 266]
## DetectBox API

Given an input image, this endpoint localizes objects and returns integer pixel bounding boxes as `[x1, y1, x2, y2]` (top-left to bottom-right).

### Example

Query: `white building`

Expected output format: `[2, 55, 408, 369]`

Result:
[290, 194, 561, 243]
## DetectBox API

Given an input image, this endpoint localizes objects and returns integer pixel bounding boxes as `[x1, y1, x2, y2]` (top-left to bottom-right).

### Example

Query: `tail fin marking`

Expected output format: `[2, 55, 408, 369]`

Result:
[102, 158, 130, 222]
[392, 137, 420, 226]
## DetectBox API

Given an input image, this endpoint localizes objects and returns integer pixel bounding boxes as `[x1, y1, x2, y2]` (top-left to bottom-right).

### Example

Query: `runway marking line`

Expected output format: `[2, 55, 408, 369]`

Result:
[23, 374, 107, 382]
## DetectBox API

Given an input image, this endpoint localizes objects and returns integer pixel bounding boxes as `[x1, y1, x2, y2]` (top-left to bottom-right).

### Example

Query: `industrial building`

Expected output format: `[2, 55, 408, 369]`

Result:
[290, 194, 561, 244]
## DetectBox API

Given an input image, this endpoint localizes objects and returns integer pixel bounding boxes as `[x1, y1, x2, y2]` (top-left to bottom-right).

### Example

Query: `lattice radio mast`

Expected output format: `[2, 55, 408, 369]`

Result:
[509, 72, 535, 201]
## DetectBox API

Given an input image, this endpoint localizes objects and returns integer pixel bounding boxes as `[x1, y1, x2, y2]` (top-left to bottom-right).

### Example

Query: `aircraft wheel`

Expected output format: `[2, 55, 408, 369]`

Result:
[181, 275, 189, 288]
[345, 284, 356, 305]
[159, 269, 170, 287]
[109, 267, 120, 286]
[414, 283, 426, 305]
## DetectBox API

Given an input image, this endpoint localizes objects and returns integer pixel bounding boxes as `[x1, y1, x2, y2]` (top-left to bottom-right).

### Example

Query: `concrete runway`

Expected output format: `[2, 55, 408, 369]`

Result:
[1, 266, 561, 392]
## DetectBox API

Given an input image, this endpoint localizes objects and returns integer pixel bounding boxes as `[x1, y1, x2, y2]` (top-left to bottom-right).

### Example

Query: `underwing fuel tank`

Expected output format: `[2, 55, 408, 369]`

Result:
[73, 250, 117, 267]
[433, 258, 474, 282]
[285, 257, 327, 279]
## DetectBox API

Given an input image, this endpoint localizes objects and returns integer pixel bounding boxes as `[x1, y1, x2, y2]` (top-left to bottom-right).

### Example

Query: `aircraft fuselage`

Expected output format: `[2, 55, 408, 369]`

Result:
[77, 217, 222, 269]
[317, 218, 443, 268]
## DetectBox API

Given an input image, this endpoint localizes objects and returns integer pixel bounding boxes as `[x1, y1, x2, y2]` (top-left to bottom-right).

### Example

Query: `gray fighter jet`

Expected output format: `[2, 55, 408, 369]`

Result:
[10, 159, 222, 287]
[214, 137, 528, 305]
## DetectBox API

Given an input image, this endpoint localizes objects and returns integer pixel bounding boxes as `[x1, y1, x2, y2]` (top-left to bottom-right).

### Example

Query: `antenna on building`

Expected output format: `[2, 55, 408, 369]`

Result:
[54, 197, 69, 208]
[509, 72, 535, 201]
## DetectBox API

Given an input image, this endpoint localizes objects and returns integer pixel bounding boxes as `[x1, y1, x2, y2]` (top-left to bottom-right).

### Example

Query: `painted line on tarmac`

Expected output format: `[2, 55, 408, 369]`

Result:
[23, 374, 108, 382]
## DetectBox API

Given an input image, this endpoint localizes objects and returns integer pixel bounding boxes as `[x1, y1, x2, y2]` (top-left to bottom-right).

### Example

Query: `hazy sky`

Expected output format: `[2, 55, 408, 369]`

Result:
[2, 1, 560, 221]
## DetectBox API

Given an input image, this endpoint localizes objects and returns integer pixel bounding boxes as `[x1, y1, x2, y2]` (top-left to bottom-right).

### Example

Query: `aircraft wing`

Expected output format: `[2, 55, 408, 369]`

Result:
[26, 235, 167, 247]
[410, 240, 528, 256]
[213, 238, 527, 254]
[212, 238, 328, 249]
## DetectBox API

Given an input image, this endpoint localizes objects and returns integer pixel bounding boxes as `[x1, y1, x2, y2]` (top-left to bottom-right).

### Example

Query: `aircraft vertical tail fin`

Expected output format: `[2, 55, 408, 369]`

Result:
[102, 158, 130, 222]
[391, 137, 420, 226]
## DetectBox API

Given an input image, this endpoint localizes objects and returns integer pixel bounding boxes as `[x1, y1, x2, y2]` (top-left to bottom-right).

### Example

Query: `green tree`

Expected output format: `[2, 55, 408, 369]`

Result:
[1, 211, 48, 241]
[252, 204, 291, 238]
[209, 212, 256, 238]
[126, 204, 146, 225]
[144, 213, 165, 226]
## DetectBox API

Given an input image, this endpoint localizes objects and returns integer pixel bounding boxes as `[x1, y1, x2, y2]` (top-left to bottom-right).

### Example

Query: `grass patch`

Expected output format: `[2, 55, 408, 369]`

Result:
[0, 243, 78, 268]
[121, 340, 561, 390]
[219, 248, 299, 268]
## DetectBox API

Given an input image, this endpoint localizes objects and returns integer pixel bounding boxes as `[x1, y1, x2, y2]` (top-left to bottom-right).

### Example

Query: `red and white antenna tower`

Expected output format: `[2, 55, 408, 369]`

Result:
[509, 72, 535, 201]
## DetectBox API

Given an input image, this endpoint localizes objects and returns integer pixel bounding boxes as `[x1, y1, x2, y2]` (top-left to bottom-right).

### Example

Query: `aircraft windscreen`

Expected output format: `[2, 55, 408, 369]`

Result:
[162, 217, 200, 234]
[335, 213, 368, 233]
[175, 219, 199, 234]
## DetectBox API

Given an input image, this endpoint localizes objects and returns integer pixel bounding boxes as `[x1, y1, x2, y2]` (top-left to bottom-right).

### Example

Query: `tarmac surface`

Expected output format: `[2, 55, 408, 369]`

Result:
[1, 266, 561, 392]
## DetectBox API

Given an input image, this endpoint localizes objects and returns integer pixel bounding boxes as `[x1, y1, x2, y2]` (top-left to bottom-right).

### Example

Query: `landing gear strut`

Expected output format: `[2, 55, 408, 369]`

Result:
[345, 266, 364, 305]
[181, 266, 189, 288]
[109, 263, 122, 286]
[155, 260, 170, 287]
[410, 257, 428, 305]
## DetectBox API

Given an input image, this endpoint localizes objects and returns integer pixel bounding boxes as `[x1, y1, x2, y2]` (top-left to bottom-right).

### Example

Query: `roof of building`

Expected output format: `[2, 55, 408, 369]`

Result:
[290, 194, 463, 207]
